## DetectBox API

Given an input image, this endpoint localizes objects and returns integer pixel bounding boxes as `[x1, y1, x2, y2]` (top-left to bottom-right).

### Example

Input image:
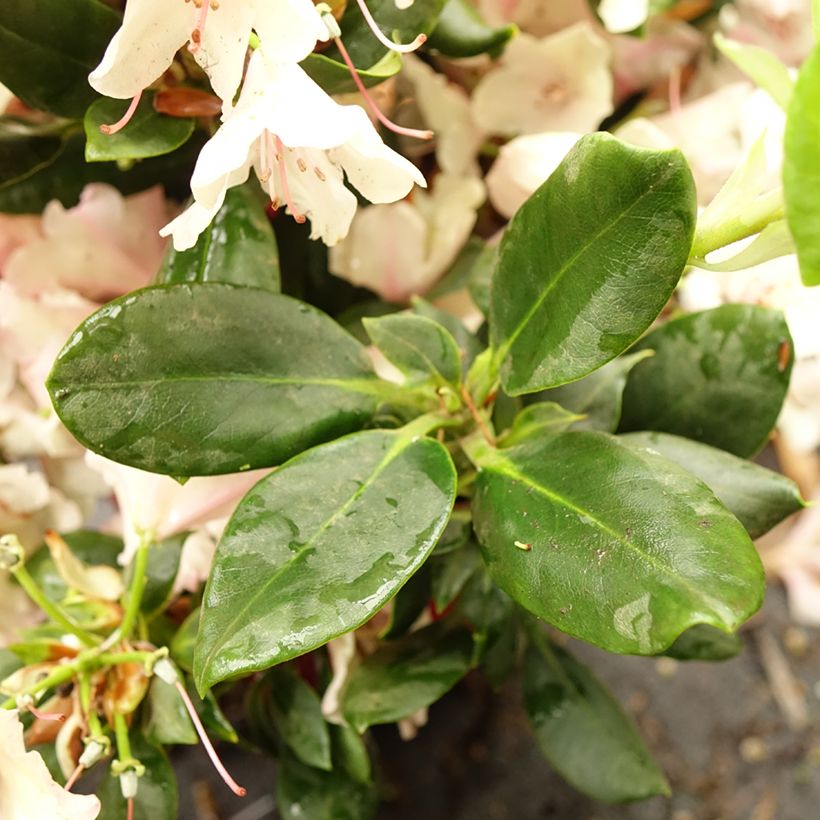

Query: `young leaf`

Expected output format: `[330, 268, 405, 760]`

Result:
[469, 431, 764, 655]
[277, 751, 377, 820]
[156, 182, 281, 292]
[427, 0, 516, 57]
[621, 431, 805, 538]
[341, 622, 473, 732]
[363, 313, 462, 387]
[47, 284, 381, 476]
[619, 305, 792, 457]
[97, 733, 178, 820]
[784, 43, 820, 285]
[498, 402, 582, 447]
[714, 33, 793, 109]
[124, 534, 185, 618]
[529, 350, 653, 433]
[523, 637, 669, 802]
[144, 675, 197, 746]
[84, 93, 195, 162]
[0, 0, 119, 118]
[663, 624, 742, 662]
[490, 133, 696, 395]
[194, 428, 456, 693]
[301, 50, 402, 96]
[256, 667, 332, 771]
[169, 608, 200, 673]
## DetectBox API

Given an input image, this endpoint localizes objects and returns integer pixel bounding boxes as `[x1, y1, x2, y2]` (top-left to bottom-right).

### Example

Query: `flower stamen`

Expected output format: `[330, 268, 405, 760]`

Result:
[64, 764, 84, 792]
[100, 91, 143, 135]
[274, 136, 306, 225]
[334, 37, 433, 140]
[352, 0, 426, 53]
[27, 702, 67, 723]
[188, 0, 214, 53]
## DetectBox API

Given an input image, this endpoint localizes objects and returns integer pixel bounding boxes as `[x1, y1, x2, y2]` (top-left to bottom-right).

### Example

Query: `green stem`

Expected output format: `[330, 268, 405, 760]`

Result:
[118, 532, 152, 641]
[2, 662, 77, 709]
[113, 712, 131, 762]
[12, 564, 98, 646]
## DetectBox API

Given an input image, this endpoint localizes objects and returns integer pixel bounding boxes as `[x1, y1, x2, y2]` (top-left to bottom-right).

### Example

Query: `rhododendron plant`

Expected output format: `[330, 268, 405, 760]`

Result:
[2, 0, 820, 817]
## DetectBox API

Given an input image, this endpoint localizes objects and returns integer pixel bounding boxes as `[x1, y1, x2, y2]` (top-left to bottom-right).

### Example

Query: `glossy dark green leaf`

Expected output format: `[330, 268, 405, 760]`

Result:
[663, 623, 742, 661]
[301, 50, 401, 96]
[47, 284, 381, 475]
[380, 563, 431, 639]
[469, 431, 764, 655]
[431, 542, 481, 610]
[364, 313, 462, 386]
[784, 44, 820, 285]
[0, 119, 64, 188]
[432, 508, 472, 556]
[124, 534, 185, 618]
[27, 530, 122, 603]
[619, 305, 792, 457]
[277, 751, 377, 820]
[258, 667, 332, 770]
[84, 93, 195, 162]
[144, 675, 197, 746]
[466, 242, 499, 317]
[194, 428, 456, 692]
[170, 608, 200, 673]
[331, 724, 372, 784]
[524, 637, 669, 802]
[0, 0, 119, 117]
[97, 733, 177, 820]
[499, 402, 581, 447]
[428, 0, 516, 56]
[156, 182, 280, 292]
[341, 622, 473, 732]
[622, 431, 805, 538]
[0, 131, 205, 214]
[490, 133, 696, 395]
[531, 350, 653, 433]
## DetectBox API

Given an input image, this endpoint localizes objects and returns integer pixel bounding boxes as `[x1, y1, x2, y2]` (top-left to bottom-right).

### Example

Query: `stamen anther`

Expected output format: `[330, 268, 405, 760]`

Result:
[100, 91, 143, 135]
[28, 703, 67, 723]
[335, 38, 433, 140]
[188, 0, 212, 53]
[274, 136, 307, 225]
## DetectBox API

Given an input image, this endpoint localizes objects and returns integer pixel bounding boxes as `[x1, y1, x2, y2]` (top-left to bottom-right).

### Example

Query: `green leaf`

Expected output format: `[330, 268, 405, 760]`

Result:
[468, 431, 764, 655]
[0, 648, 23, 680]
[530, 350, 653, 433]
[619, 305, 792, 458]
[144, 675, 197, 746]
[194, 427, 456, 692]
[27, 530, 122, 603]
[0, 0, 119, 118]
[97, 733, 178, 820]
[428, 0, 516, 57]
[784, 43, 820, 285]
[490, 133, 696, 395]
[621, 431, 805, 538]
[156, 182, 280, 292]
[277, 751, 377, 820]
[84, 92, 195, 162]
[47, 284, 381, 476]
[192, 683, 238, 744]
[124, 534, 185, 618]
[170, 608, 200, 673]
[256, 667, 332, 770]
[498, 402, 582, 447]
[380, 562, 431, 639]
[0, 119, 64, 188]
[467, 243, 500, 317]
[432, 508, 472, 556]
[412, 296, 483, 371]
[341, 622, 473, 732]
[431, 541, 481, 610]
[331, 724, 372, 784]
[524, 637, 669, 802]
[0, 131, 205, 215]
[301, 50, 402, 96]
[663, 623, 742, 661]
[363, 313, 462, 387]
[690, 220, 794, 272]
[714, 33, 793, 109]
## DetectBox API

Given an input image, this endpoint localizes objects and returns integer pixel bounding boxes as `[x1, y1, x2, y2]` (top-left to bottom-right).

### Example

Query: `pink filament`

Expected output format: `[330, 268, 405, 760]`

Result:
[188, 0, 211, 53]
[28, 703, 66, 723]
[352, 0, 426, 53]
[100, 91, 143, 135]
[274, 136, 306, 225]
[669, 66, 682, 115]
[335, 37, 433, 140]
[64, 764, 84, 792]
[174, 680, 246, 797]
[127, 797, 135, 820]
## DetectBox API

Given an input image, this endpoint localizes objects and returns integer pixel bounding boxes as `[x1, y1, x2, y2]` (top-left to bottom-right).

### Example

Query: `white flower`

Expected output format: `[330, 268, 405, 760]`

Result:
[330, 174, 485, 302]
[471, 24, 613, 136]
[598, 0, 649, 33]
[161, 50, 426, 250]
[89, 0, 327, 105]
[0, 709, 100, 819]
[477, 0, 590, 38]
[486, 131, 581, 219]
